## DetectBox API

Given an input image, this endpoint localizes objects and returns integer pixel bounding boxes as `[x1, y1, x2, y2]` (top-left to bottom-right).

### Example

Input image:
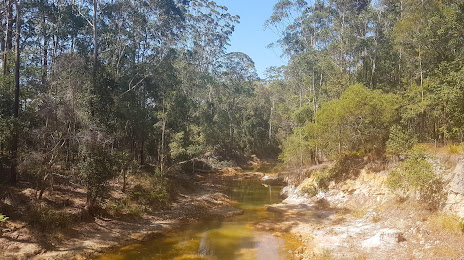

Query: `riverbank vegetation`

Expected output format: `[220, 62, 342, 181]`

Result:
[268, 0, 463, 168]
[0, 0, 463, 257]
[0, 0, 277, 213]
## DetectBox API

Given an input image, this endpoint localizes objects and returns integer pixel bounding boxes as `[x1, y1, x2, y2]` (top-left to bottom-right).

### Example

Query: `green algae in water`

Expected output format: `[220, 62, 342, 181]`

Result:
[97, 180, 299, 260]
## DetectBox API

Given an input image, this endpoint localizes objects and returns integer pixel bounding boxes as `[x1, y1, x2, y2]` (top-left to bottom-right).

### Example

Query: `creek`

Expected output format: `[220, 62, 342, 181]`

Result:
[96, 178, 299, 260]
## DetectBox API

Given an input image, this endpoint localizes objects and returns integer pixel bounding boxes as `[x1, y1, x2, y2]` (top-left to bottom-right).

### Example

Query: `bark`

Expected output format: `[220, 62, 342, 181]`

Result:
[140, 139, 144, 165]
[10, 0, 21, 185]
[2, 0, 13, 75]
[41, 13, 48, 85]
[93, 0, 98, 76]
[269, 99, 274, 141]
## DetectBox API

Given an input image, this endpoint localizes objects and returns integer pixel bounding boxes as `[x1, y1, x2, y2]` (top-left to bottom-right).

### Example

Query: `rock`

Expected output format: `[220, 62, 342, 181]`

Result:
[446, 158, 464, 218]
[262, 175, 285, 185]
[362, 228, 405, 248]
[266, 205, 288, 214]
[450, 158, 464, 194]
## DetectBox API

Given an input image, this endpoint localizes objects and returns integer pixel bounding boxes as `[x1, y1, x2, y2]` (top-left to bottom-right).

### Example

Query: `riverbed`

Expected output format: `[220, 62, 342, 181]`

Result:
[95, 179, 300, 260]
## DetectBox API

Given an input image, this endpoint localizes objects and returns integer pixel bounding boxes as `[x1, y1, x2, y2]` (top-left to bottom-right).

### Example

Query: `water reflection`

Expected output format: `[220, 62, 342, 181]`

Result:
[97, 180, 295, 260]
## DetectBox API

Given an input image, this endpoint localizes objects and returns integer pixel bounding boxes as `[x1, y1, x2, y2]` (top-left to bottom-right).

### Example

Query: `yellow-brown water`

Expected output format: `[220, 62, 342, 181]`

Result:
[97, 179, 300, 260]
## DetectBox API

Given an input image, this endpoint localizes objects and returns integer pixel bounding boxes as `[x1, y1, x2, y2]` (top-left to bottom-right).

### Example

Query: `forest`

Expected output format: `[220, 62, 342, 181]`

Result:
[0, 0, 463, 254]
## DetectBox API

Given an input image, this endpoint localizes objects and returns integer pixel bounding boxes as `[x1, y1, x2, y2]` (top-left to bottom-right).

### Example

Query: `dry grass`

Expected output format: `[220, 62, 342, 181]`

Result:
[351, 208, 367, 219]
[426, 213, 464, 236]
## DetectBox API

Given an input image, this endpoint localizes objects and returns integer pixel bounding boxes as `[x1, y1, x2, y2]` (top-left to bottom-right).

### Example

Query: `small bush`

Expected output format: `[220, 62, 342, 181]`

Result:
[129, 175, 170, 209]
[28, 207, 72, 232]
[300, 170, 331, 197]
[0, 214, 8, 222]
[448, 144, 462, 154]
[105, 198, 144, 219]
[387, 145, 444, 209]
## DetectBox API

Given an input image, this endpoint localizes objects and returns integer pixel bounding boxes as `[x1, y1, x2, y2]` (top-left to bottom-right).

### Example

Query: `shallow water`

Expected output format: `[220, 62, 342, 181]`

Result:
[96, 179, 298, 260]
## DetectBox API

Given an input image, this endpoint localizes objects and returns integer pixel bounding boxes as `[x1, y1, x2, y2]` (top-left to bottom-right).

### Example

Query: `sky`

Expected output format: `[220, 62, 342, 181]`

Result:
[215, 0, 288, 78]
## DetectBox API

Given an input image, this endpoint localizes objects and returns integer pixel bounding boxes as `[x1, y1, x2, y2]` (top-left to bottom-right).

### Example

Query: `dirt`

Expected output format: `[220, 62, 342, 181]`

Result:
[0, 171, 248, 260]
[261, 169, 464, 260]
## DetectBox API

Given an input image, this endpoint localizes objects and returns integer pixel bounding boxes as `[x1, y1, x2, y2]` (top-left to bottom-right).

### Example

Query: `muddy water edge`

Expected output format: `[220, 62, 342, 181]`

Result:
[95, 176, 302, 260]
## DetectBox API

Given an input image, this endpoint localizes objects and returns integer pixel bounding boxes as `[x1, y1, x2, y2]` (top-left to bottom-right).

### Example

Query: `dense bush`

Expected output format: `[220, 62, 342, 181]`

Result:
[386, 125, 417, 157]
[387, 145, 445, 209]
[314, 84, 399, 157]
[129, 175, 170, 210]
[78, 133, 115, 209]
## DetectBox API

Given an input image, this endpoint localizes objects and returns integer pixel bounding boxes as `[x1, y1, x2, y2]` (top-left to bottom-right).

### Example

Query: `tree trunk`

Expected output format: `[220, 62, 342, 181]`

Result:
[93, 0, 98, 77]
[121, 168, 126, 193]
[140, 139, 144, 165]
[10, 0, 21, 185]
[41, 15, 48, 85]
[2, 0, 13, 75]
[268, 99, 274, 142]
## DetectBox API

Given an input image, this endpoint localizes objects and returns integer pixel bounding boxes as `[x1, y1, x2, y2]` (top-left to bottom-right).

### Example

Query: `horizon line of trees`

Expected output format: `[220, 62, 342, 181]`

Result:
[265, 0, 463, 168]
[0, 0, 279, 208]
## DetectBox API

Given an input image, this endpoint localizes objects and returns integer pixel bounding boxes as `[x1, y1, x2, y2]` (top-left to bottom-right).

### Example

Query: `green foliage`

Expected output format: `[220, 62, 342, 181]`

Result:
[329, 152, 365, 181]
[448, 145, 460, 154]
[0, 214, 9, 223]
[447, 144, 464, 154]
[300, 152, 365, 197]
[291, 104, 314, 125]
[279, 127, 313, 168]
[78, 137, 115, 208]
[129, 175, 170, 210]
[387, 145, 444, 209]
[386, 125, 418, 157]
[315, 84, 399, 157]
[28, 207, 72, 232]
[267, 0, 464, 166]
[300, 170, 331, 197]
[105, 198, 145, 219]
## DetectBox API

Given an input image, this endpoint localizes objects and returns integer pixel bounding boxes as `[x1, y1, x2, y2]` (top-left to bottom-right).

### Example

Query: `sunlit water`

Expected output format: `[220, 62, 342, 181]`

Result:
[96, 179, 299, 260]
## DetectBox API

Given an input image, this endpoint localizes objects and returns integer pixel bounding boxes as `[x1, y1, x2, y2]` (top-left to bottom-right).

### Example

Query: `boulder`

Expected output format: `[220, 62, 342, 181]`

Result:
[362, 228, 405, 248]
[450, 158, 464, 194]
[446, 158, 464, 218]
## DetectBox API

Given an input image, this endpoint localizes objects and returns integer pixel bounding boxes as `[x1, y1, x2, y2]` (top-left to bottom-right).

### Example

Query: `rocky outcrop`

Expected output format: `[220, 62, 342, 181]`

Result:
[445, 158, 464, 218]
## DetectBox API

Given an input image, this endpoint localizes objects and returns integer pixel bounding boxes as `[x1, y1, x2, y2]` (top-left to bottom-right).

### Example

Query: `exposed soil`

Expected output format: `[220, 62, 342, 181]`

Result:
[260, 168, 464, 260]
[0, 170, 258, 260]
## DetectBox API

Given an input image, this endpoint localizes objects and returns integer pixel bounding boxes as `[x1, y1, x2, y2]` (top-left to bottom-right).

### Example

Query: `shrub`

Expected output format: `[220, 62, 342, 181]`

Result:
[0, 214, 8, 222]
[129, 175, 170, 209]
[387, 145, 445, 209]
[78, 138, 115, 209]
[28, 206, 72, 232]
[448, 144, 464, 154]
[386, 125, 417, 157]
[300, 170, 331, 197]
[105, 198, 144, 219]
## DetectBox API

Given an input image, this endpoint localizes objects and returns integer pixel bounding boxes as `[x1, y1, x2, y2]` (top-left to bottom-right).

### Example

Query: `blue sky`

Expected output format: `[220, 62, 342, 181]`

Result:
[215, 0, 288, 78]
